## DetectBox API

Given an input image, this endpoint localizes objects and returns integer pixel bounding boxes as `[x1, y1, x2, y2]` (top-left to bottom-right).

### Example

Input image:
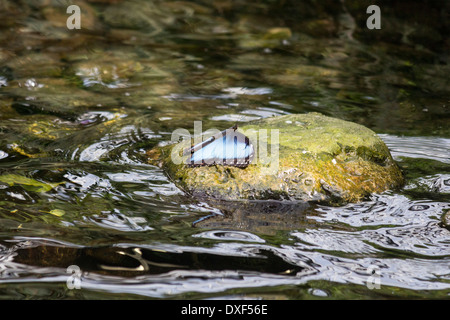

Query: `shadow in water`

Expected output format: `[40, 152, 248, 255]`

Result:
[192, 200, 319, 234]
[3, 238, 305, 278]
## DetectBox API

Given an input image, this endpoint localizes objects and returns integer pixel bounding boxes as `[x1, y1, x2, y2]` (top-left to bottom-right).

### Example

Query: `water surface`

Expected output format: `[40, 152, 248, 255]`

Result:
[0, 0, 449, 299]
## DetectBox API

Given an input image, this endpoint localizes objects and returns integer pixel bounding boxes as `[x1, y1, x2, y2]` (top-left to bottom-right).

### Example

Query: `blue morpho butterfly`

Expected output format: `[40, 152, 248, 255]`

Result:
[183, 124, 254, 167]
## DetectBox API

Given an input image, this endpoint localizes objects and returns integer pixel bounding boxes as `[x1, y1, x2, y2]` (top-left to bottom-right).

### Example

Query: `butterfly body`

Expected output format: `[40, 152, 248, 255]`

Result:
[184, 125, 254, 168]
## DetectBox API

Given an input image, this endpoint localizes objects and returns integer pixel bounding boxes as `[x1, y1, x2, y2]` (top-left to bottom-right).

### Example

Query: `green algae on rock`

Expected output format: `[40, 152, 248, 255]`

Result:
[149, 113, 404, 204]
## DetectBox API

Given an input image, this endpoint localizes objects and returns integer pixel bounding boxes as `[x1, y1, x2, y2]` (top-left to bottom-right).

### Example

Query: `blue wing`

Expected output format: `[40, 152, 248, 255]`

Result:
[186, 127, 254, 167]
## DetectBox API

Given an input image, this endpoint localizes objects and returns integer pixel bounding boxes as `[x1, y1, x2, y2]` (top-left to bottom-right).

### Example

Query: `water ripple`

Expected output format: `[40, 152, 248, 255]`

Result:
[379, 134, 450, 164]
[192, 230, 265, 243]
[362, 221, 450, 257]
[405, 174, 450, 194]
[314, 193, 450, 227]
[292, 229, 378, 254]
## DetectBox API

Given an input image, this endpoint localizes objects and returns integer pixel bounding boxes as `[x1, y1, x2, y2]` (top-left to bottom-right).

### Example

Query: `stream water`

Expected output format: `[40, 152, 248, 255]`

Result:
[0, 0, 448, 299]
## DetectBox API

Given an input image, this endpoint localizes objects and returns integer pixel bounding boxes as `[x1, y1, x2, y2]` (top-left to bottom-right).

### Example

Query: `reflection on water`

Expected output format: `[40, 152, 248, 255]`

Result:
[380, 134, 450, 164]
[0, 0, 449, 299]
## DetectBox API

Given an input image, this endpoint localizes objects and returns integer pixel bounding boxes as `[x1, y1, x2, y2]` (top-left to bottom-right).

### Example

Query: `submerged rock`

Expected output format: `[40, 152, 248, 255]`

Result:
[149, 113, 404, 204]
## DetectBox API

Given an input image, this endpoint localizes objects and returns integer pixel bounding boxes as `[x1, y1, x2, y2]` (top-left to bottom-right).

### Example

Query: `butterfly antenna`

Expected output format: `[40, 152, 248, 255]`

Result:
[233, 113, 248, 130]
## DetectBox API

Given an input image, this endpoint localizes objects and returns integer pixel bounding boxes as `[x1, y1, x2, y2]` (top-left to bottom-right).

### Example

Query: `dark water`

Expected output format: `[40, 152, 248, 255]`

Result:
[0, 1, 449, 299]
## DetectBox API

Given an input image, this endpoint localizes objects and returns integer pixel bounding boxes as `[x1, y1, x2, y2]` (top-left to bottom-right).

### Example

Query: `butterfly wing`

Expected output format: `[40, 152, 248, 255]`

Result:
[187, 127, 254, 167]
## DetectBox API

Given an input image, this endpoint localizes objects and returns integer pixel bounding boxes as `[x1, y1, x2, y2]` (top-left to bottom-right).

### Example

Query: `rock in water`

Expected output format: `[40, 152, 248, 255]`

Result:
[149, 113, 404, 204]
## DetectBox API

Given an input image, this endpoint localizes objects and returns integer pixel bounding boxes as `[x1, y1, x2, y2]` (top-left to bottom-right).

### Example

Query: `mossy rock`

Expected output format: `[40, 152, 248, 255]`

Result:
[149, 113, 404, 204]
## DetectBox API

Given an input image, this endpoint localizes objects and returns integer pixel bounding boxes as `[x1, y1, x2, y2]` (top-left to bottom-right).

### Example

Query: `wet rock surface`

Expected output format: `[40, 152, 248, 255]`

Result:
[152, 113, 404, 203]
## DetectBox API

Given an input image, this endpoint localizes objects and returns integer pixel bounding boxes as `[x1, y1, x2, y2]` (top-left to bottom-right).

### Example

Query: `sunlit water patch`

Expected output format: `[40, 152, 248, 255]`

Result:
[380, 134, 450, 164]
[314, 194, 449, 227]
[0, 0, 449, 300]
